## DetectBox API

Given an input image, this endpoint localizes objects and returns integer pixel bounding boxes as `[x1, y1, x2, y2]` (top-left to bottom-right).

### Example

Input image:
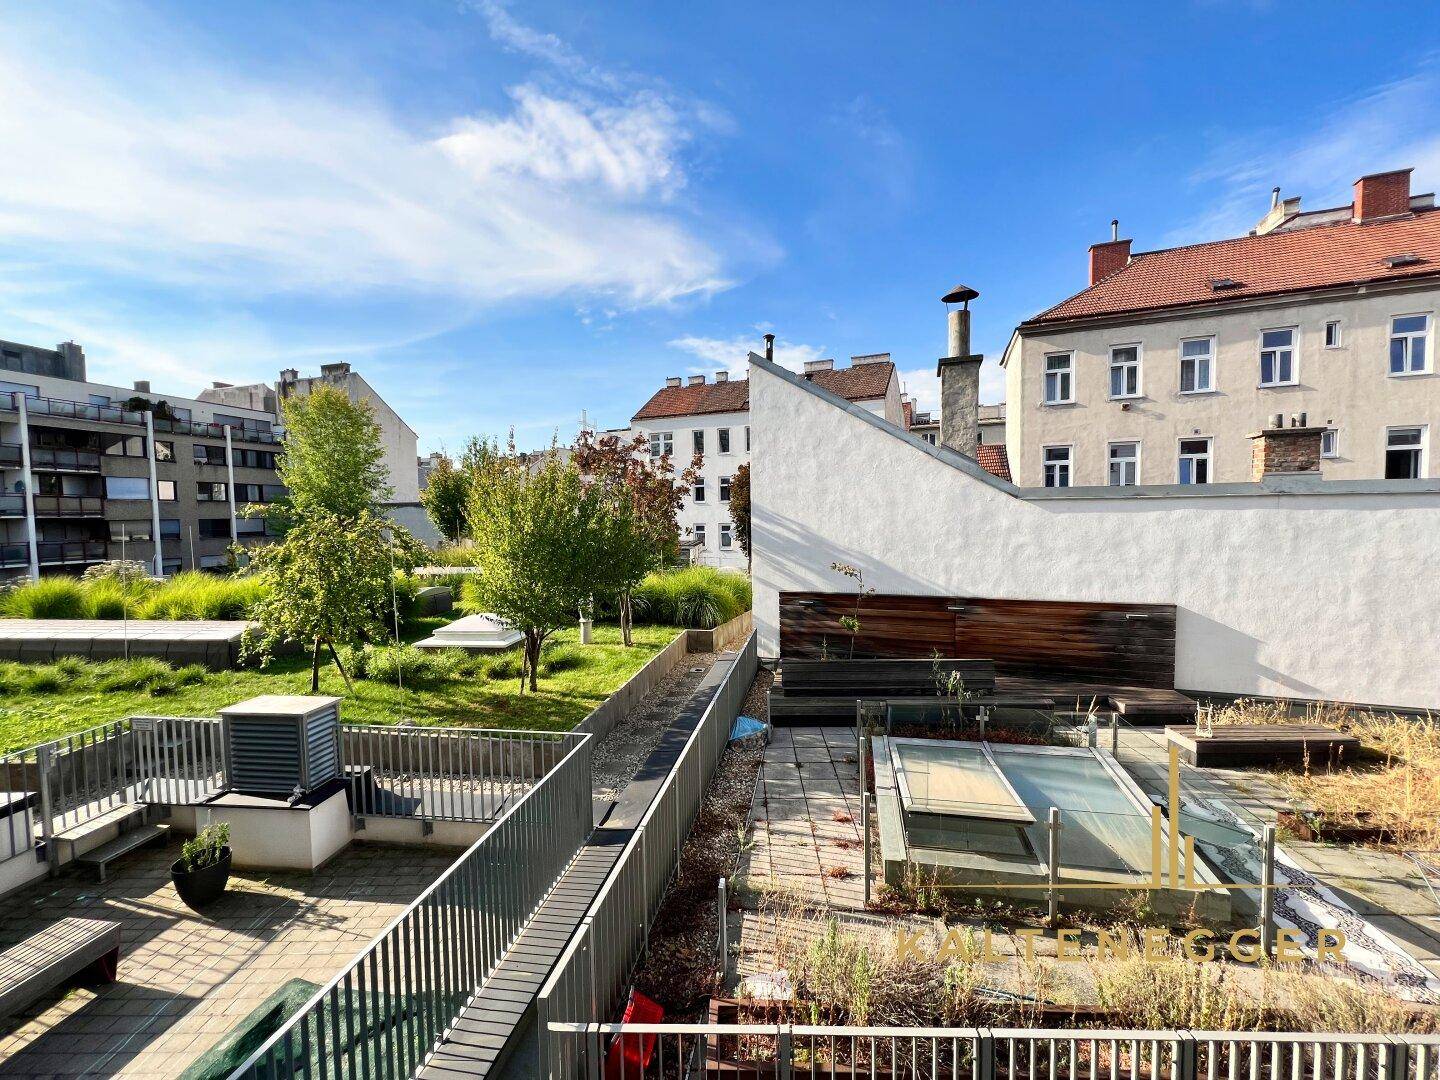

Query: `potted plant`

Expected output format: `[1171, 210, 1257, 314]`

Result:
[171, 822, 232, 910]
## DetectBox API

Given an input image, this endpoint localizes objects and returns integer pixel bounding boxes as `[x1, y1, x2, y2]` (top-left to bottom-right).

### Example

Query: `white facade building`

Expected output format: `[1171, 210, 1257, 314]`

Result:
[628, 355, 904, 570]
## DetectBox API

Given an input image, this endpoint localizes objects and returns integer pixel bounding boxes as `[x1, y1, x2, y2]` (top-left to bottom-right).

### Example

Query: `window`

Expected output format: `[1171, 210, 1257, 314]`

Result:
[199, 554, 228, 569]
[1324, 321, 1342, 349]
[1108, 345, 1141, 398]
[157, 480, 176, 501]
[0, 380, 39, 399]
[1389, 314, 1430, 375]
[693, 430, 704, 455]
[197, 482, 228, 502]
[198, 519, 231, 540]
[1180, 337, 1214, 393]
[235, 518, 266, 536]
[88, 394, 112, 406]
[102, 434, 147, 458]
[1043, 446, 1071, 488]
[160, 519, 181, 539]
[154, 440, 174, 462]
[719, 523, 733, 549]
[1321, 429, 1339, 459]
[1178, 438, 1212, 485]
[1043, 353, 1073, 404]
[744, 426, 751, 452]
[1259, 328, 1296, 386]
[719, 475, 732, 502]
[718, 427, 731, 454]
[647, 431, 672, 458]
[693, 478, 706, 503]
[235, 482, 283, 504]
[193, 443, 227, 466]
[104, 476, 149, 500]
[233, 448, 279, 469]
[1108, 442, 1139, 486]
[169, 406, 192, 422]
[693, 523, 706, 547]
[921, 432, 938, 445]
[1385, 426, 1425, 479]
[109, 521, 150, 542]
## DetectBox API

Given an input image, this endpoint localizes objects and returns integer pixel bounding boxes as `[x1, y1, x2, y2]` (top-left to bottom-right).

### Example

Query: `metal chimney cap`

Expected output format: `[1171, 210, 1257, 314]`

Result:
[941, 284, 980, 306]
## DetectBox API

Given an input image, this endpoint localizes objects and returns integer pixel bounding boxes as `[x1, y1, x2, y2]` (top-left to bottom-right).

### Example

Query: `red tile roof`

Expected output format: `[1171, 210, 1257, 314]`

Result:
[1024, 207, 1440, 327]
[976, 443, 1011, 483]
[632, 363, 894, 421]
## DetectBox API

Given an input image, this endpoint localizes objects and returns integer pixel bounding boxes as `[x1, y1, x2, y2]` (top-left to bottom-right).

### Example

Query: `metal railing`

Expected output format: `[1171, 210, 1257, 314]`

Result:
[545, 1024, 1436, 1080]
[29, 447, 103, 471]
[0, 391, 280, 444]
[33, 495, 105, 517]
[0, 539, 108, 567]
[227, 728, 595, 1080]
[341, 724, 572, 822]
[538, 633, 759, 1080]
[0, 443, 20, 467]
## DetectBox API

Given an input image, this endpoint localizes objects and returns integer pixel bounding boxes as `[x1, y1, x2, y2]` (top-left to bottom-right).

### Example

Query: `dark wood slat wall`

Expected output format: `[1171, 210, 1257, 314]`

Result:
[778, 592, 1177, 689]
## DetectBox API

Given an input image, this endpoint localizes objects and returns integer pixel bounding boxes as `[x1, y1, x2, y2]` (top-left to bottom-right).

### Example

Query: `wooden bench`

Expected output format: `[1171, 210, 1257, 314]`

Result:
[0, 918, 121, 1017]
[1166, 724, 1360, 768]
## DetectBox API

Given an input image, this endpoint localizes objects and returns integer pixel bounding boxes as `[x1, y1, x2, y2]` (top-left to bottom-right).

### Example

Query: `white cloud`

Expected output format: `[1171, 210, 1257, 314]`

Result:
[0, 19, 733, 309]
[898, 368, 940, 416]
[1169, 62, 1440, 246]
[669, 333, 828, 379]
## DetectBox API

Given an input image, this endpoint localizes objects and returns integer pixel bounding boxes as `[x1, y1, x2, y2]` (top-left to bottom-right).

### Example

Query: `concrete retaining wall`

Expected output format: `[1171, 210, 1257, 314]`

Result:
[686, 611, 753, 654]
[573, 630, 691, 741]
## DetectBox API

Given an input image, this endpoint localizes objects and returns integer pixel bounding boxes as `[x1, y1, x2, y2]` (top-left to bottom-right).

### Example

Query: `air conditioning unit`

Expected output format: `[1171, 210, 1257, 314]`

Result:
[220, 695, 341, 796]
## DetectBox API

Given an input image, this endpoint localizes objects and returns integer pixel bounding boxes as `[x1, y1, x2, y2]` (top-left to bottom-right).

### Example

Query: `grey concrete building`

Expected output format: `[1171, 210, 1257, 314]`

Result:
[1, 339, 86, 383]
[1, 360, 283, 582]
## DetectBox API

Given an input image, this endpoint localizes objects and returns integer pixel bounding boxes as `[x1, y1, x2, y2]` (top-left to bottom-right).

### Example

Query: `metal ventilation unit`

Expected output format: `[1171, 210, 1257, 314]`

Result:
[220, 695, 341, 796]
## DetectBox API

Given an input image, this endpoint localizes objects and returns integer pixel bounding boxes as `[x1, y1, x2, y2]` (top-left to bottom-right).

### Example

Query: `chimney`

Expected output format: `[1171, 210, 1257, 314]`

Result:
[211, 381, 232, 389]
[764, 334, 775, 362]
[936, 284, 983, 457]
[132, 380, 150, 393]
[55, 341, 86, 381]
[803, 359, 834, 373]
[715, 371, 729, 383]
[850, 352, 891, 366]
[665, 376, 682, 388]
[320, 361, 352, 377]
[1353, 168, 1413, 223]
[1247, 419, 1324, 480]
[279, 368, 298, 384]
[687, 374, 706, 386]
[1088, 224, 1132, 286]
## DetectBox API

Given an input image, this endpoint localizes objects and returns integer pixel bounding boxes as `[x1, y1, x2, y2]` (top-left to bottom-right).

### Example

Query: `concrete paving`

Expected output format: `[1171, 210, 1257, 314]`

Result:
[0, 620, 253, 670]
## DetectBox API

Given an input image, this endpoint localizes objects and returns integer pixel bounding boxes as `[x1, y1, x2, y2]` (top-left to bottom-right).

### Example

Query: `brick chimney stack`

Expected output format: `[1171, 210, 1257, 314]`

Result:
[936, 284, 983, 457]
[1353, 169, 1413, 223]
[1247, 421, 1325, 480]
[1088, 221, 1132, 285]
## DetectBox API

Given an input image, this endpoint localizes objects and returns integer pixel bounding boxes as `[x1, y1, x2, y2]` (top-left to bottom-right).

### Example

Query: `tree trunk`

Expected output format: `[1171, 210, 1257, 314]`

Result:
[523, 629, 541, 693]
[310, 637, 322, 693]
[620, 591, 633, 647]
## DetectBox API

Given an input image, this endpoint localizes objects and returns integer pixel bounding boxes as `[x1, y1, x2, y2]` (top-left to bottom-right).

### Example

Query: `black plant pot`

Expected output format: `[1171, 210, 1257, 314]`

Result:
[171, 847, 232, 910]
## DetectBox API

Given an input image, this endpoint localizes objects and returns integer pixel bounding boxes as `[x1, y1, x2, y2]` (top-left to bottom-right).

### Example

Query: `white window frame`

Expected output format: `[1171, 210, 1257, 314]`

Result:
[1042, 445, 1072, 488]
[693, 523, 706, 547]
[719, 475, 732, 502]
[693, 477, 706, 503]
[1320, 429, 1339, 459]
[1043, 352, 1074, 405]
[693, 429, 704, 455]
[1385, 425, 1427, 479]
[719, 522, 733, 549]
[1258, 327, 1298, 387]
[1324, 320, 1343, 349]
[1108, 344, 1142, 400]
[1179, 336, 1215, 394]
[1107, 441, 1140, 486]
[648, 431, 673, 458]
[717, 427, 731, 454]
[1178, 437, 1213, 485]
[1389, 313, 1431, 376]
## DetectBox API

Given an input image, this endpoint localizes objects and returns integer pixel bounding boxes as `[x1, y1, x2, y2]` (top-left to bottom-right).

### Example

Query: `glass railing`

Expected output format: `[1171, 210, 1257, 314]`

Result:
[32, 495, 104, 516]
[0, 494, 23, 516]
[29, 447, 103, 471]
[0, 540, 108, 567]
[0, 392, 280, 444]
[0, 444, 20, 467]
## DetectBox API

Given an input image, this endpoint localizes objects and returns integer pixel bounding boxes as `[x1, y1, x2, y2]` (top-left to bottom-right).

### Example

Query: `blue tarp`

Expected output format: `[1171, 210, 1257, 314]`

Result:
[729, 715, 768, 742]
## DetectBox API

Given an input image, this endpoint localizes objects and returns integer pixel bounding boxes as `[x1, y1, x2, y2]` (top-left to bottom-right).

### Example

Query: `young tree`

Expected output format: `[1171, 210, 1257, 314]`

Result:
[245, 385, 422, 690]
[420, 454, 469, 542]
[573, 431, 698, 646]
[465, 438, 612, 691]
[728, 462, 751, 565]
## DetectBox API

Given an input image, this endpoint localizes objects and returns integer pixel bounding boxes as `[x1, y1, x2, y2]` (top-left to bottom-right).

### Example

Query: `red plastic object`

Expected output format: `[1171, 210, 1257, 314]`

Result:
[605, 990, 664, 1080]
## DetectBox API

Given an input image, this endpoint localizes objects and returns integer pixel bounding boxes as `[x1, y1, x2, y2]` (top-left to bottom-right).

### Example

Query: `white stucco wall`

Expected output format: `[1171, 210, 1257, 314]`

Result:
[750, 356, 1440, 709]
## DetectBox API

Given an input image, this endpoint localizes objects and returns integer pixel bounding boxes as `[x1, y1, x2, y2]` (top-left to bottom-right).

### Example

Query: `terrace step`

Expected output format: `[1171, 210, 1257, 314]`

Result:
[74, 822, 169, 883]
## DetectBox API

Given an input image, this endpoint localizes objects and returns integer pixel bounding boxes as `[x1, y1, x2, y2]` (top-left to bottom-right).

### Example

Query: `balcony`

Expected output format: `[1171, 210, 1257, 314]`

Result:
[0, 494, 22, 518]
[33, 495, 105, 518]
[0, 443, 20, 468]
[29, 447, 103, 472]
[0, 540, 106, 569]
[0, 392, 281, 444]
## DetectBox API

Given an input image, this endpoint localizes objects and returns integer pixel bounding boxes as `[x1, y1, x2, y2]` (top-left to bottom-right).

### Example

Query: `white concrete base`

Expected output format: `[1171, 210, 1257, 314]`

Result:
[414, 613, 523, 651]
[354, 815, 492, 849]
[191, 786, 353, 870]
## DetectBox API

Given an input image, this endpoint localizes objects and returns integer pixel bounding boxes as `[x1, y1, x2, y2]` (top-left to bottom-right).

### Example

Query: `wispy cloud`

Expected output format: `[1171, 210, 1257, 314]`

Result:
[669, 332, 827, 378]
[0, 10, 735, 311]
[1168, 60, 1440, 245]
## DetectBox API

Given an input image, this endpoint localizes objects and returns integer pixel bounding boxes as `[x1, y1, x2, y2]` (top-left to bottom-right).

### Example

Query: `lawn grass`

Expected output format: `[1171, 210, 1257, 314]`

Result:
[0, 622, 682, 753]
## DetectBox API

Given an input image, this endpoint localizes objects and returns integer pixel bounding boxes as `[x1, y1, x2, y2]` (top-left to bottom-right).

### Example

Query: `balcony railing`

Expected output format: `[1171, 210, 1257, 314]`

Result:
[28, 447, 103, 472]
[0, 392, 280, 445]
[0, 494, 21, 518]
[0, 443, 20, 468]
[33, 495, 104, 517]
[0, 541, 106, 568]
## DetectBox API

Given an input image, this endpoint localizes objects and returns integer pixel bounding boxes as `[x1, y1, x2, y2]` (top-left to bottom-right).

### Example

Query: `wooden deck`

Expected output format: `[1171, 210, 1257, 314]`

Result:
[1166, 723, 1359, 767]
[417, 830, 630, 1080]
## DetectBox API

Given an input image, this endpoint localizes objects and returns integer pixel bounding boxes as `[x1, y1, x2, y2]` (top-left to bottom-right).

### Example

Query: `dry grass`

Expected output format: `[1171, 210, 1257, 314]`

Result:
[1213, 699, 1440, 849]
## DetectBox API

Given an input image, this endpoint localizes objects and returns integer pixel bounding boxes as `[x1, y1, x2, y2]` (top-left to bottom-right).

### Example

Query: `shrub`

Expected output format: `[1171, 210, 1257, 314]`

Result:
[538, 643, 586, 675]
[81, 560, 152, 586]
[429, 543, 482, 568]
[631, 567, 751, 629]
[348, 643, 477, 685]
[135, 572, 267, 620]
[84, 578, 138, 619]
[1, 577, 89, 619]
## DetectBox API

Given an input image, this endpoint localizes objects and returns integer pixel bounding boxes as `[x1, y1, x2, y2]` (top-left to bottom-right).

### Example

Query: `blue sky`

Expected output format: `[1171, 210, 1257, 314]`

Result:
[4, 2, 1440, 453]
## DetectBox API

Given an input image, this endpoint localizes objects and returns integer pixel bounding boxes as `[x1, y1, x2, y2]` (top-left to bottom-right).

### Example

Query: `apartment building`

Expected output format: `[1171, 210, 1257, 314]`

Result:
[1, 344, 283, 582]
[1000, 168, 1440, 487]
[629, 349, 904, 569]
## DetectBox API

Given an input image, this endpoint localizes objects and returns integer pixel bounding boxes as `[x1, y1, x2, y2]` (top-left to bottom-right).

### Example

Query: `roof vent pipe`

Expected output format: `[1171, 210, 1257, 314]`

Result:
[763, 333, 775, 362]
[1111, 219, 1119, 242]
[1272, 187, 1281, 210]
